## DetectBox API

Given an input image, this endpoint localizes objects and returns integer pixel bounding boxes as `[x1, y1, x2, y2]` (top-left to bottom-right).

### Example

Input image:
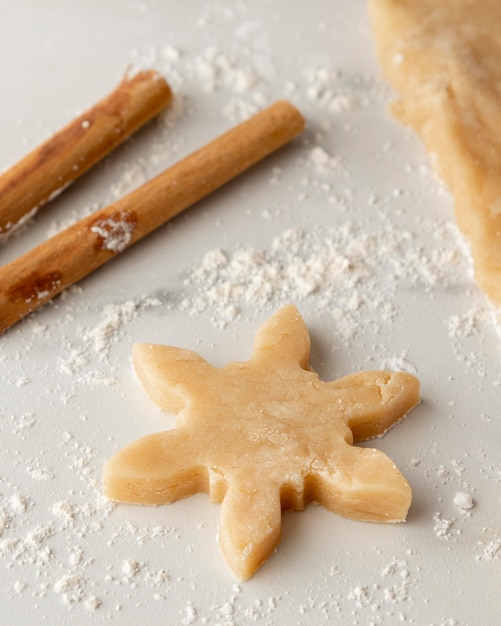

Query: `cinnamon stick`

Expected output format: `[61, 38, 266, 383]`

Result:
[0, 100, 305, 334]
[0, 70, 172, 239]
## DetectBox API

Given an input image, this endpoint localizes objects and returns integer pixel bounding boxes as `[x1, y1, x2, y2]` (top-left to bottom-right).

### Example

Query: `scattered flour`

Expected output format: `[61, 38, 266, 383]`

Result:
[110, 163, 147, 199]
[10, 494, 28, 514]
[90, 212, 136, 253]
[181, 221, 468, 330]
[47, 204, 96, 238]
[54, 574, 87, 604]
[194, 46, 268, 121]
[13, 580, 27, 594]
[475, 539, 501, 562]
[27, 466, 55, 482]
[0, 510, 11, 538]
[448, 307, 488, 338]
[80, 296, 162, 363]
[304, 65, 360, 113]
[433, 513, 458, 540]
[121, 558, 142, 578]
[453, 491, 474, 512]
[308, 146, 341, 172]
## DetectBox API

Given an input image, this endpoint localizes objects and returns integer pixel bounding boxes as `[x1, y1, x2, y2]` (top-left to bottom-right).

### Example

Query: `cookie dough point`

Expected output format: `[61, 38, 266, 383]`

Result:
[103, 305, 420, 580]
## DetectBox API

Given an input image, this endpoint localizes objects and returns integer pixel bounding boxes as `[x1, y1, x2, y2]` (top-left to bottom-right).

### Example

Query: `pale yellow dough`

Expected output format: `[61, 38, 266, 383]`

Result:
[369, 0, 501, 311]
[102, 305, 420, 580]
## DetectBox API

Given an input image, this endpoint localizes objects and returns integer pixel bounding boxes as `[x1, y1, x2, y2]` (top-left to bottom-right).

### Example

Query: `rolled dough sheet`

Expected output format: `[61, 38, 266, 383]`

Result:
[369, 0, 501, 315]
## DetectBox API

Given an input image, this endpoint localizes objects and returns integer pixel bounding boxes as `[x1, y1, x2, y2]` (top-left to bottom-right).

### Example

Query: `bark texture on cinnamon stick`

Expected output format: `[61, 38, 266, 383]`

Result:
[0, 100, 305, 335]
[0, 70, 172, 239]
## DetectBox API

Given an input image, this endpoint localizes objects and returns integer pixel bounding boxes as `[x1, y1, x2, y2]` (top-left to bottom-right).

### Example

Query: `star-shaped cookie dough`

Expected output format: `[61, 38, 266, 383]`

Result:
[103, 305, 420, 580]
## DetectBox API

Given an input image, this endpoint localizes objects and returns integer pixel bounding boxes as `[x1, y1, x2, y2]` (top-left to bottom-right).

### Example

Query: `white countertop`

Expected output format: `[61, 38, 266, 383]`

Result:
[0, 1, 499, 623]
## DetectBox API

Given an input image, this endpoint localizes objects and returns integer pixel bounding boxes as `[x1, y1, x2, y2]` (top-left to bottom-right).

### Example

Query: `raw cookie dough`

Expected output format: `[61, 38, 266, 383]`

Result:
[369, 0, 501, 312]
[102, 305, 420, 580]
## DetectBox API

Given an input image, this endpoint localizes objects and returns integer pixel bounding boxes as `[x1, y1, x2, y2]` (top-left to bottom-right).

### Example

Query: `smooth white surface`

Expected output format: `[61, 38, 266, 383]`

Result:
[0, 1, 500, 624]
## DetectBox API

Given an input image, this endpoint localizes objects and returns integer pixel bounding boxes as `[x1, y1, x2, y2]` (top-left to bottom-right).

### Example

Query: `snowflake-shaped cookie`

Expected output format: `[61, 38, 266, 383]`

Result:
[103, 305, 420, 580]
